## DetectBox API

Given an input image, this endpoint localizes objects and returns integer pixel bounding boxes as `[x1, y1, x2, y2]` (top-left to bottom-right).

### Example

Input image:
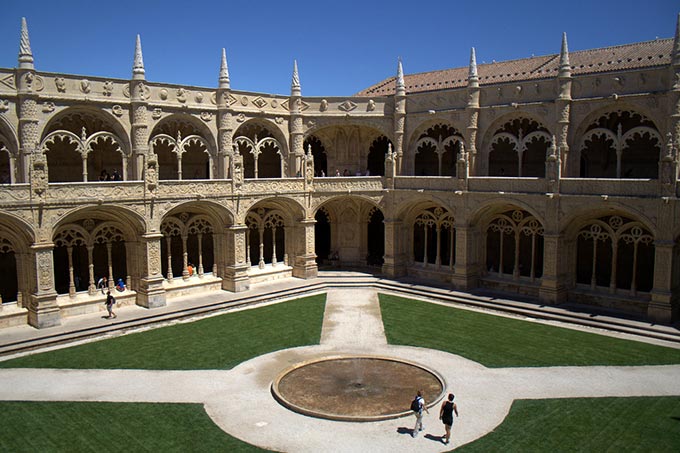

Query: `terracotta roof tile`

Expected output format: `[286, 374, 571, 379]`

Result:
[355, 38, 674, 96]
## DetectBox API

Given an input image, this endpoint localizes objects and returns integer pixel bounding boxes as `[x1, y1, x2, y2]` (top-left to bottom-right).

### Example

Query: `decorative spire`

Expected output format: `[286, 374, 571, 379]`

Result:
[219, 48, 230, 89]
[18, 17, 34, 70]
[132, 34, 145, 80]
[559, 32, 571, 77]
[468, 47, 478, 87]
[673, 12, 680, 67]
[291, 59, 301, 95]
[396, 57, 405, 93]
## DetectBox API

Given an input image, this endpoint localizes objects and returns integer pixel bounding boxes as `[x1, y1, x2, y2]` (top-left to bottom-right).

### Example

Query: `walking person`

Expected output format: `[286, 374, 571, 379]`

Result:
[411, 390, 429, 437]
[97, 276, 107, 294]
[439, 393, 459, 445]
[104, 291, 117, 319]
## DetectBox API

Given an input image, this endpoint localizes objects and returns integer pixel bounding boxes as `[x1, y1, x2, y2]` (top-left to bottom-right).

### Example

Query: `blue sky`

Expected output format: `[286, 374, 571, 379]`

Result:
[0, 1, 677, 96]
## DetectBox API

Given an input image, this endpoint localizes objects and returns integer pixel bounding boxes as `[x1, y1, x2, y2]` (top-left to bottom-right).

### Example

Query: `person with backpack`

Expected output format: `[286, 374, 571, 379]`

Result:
[104, 291, 117, 319]
[439, 393, 459, 445]
[411, 390, 429, 437]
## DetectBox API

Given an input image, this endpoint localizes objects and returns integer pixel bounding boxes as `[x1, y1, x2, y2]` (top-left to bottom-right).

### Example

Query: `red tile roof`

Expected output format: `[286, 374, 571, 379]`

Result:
[356, 38, 674, 96]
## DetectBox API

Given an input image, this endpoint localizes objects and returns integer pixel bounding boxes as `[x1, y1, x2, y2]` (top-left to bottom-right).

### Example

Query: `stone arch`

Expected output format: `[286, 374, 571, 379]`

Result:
[470, 201, 545, 282]
[565, 212, 656, 297]
[303, 135, 328, 177]
[0, 117, 20, 183]
[409, 121, 465, 177]
[0, 214, 35, 305]
[481, 114, 553, 177]
[234, 119, 288, 178]
[159, 201, 233, 281]
[243, 197, 303, 270]
[306, 124, 388, 177]
[314, 195, 385, 266]
[150, 114, 218, 180]
[41, 106, 131, 182]
[400, 200, 456, 270]
[573, 108, 661, 179]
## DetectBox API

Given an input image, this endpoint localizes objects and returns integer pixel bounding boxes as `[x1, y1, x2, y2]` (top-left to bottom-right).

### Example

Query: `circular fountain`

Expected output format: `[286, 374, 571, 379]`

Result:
[271, 356, 445, 421]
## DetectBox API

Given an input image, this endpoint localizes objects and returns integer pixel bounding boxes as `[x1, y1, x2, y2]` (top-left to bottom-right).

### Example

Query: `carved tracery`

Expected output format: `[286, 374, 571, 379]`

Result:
[488, 118, 551, 177]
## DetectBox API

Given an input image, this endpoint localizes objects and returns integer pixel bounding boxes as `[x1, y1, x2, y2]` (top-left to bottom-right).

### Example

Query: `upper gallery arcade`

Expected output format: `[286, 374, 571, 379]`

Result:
[0, 16, 678, 329]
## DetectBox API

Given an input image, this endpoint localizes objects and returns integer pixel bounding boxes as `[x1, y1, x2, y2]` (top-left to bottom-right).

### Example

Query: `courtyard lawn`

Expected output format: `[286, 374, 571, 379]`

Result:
[0, 294, 326, 370]
[0, 401, 270, 453]
[379, 293, 680, 367]
[456, 396, 680, 452]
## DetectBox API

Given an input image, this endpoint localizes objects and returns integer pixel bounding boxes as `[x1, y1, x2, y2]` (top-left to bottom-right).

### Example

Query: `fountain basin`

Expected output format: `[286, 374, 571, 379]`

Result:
[271, 355, 445, 421]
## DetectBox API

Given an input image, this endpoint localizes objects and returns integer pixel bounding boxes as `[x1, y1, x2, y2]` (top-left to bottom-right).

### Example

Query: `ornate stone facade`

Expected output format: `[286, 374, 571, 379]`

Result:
[0, 17, 678, 329]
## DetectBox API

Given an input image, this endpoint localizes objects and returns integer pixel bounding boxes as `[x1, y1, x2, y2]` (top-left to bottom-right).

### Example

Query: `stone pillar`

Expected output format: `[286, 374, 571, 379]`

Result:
[394, 59, 406, 174]
[130, 35, 150, 181]
[217, 49, 233, 179]
[556, 33, 573, 176]
[465, 48, 480, 174]
[539, 233, 568, 304]
[292, 218, 318, 279]
[136, 233, 166, 308]
[223, 224, 250, 292]
[649, 239, 678, 323]
[28, 243, 60, 328]
[451, 225, 479, 289]
[382, 217, 406, 277]
[289, 61, 304, 177]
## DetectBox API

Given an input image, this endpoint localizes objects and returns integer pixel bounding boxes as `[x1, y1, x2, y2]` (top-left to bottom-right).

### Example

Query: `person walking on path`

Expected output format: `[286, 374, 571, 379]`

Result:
[439, 393, 459, 444]
[411, 390, 429, 437]
[105, 291, 117, 319]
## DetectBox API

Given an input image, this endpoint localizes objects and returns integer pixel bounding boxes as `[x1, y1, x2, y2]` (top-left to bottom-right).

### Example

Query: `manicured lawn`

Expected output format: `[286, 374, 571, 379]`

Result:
[0, 401, 271, 452]
[456, 396, 680, 452]
[0, 294, 326, 370]
[379, 293, 680, 367]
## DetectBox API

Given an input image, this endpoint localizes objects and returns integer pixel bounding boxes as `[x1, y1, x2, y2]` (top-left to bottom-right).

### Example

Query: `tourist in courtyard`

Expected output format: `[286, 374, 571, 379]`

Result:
[115, 278, 126, 292]
[439, 393, 459, 444]
[411, 389, 428, 437]
[187, 263, 194, 277]
[97, 276, 107, 294]
[104, 291, 116, 319]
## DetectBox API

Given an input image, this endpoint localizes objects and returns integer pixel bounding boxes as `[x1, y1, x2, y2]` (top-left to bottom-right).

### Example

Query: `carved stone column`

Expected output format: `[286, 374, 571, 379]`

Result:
[289, 61, 304, 177]
[465, 48, 480, 174]
[451, 225, 479, 290]
[222, 224, 250, 292]
[217, 49, 233, 180]
[382, 217, 406, 277]
[28, 243, 60, 329]
[649, 239, 678, 323]
[136, 232, 166, 308]
[539, 233, 568, 304]
[394, 59, 406, 174]
[292, 218, 318, 279]
[556, 33, 573, 176]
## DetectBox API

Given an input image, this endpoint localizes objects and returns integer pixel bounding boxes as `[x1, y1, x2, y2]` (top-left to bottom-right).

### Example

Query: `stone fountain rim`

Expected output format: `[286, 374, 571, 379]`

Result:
[270, 354, 447, 422]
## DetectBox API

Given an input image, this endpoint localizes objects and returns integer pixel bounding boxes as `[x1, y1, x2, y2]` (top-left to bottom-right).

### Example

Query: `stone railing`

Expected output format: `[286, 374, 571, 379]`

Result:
[560, 178, 659, 197]
[394, 177, 457, 191]
[467, 177, 546, 194]
[46, 181, 145, 202]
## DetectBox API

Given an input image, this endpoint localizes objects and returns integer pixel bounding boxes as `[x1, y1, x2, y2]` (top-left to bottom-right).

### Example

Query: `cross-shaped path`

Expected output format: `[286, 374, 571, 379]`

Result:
[0, 288, 678, 452]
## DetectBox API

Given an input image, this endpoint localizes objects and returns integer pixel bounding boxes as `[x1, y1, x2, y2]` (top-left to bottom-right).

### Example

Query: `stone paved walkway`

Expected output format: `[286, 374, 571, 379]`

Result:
[0, 288, 679, 452]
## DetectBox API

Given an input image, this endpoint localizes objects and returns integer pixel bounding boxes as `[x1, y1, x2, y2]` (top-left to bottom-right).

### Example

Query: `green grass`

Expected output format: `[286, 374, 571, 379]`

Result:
[0, 401, 271, 452]
[379, 293, 680, 367]
[456, 396, 680, 452]
[0, 294, 326, 370]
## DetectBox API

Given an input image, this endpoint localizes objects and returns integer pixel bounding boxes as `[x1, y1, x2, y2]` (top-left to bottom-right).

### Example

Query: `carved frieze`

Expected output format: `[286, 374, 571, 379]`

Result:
[338, 100, 357, 112]
[112, 105, 123, 117]
[103, 81, 114, 96]
[0, 99, 9, 112]
[0, 74, 16, 90]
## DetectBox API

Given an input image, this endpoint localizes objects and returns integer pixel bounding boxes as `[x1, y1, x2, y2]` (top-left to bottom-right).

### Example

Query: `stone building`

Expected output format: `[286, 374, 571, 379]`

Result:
[0, 16, 678, 329]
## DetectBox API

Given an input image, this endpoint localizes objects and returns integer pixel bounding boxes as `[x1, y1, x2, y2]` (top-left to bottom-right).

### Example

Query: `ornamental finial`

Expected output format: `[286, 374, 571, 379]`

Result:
[468, 47, 478, 87]
[396, 57, 405, 93]
[18, 17, 34, 70]
[291, 59, 301, 94]
[133, 34, 145, 80]
[219, 48, 230, 89]
[559, 32, 571, 77]
[673, 12, 680, 67]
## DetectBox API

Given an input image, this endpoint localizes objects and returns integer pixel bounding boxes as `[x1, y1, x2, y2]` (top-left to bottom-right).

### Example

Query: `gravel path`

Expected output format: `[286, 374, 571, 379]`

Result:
[0, 288, 679, 452]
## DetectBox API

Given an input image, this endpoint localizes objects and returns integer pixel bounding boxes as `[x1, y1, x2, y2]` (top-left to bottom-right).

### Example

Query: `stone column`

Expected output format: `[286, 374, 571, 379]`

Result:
[136, 232, 166, 308]
[382, 217, 406, 277]
[222, 224, 250, 292]
[28, 243, 60, 328]
[289, 61, 304, 177]
[465, 48, 480, 174]
[451, 225, 479, 290]
[394, 59, 406, 174]
[292, 218, 318, 279]
[556, 33, 573, 176]
[539, 233, 568, 304]
[130, 35, 149, 181]
[649, 239, 678, 323]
